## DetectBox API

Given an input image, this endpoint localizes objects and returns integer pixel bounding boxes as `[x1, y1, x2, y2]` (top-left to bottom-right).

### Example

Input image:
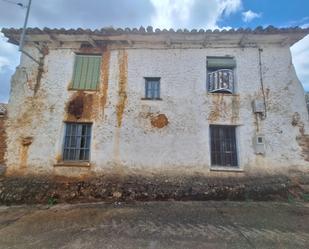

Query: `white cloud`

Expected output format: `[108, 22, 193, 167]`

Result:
[242, 10, 261, 23]
[0, 32, 19, 102]
[291, 35, 309, 91]
[0, 56, 10, 72]
[287, 17, 309, 27]
[150, 0, 242, 29]
[150, 0, 194, 28]
[218, 0, 242, 16]
[301, 23, 309, 28]
[0, 33, 19, 70]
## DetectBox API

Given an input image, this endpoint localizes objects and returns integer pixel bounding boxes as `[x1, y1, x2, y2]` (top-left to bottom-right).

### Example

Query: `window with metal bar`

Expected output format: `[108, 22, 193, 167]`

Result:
[207, 57, 236, 93]
[63, 123, 92, 161]
[144, 78, 160, 100]
[70, 54, 102, 90]
[210, 125, 238, 167]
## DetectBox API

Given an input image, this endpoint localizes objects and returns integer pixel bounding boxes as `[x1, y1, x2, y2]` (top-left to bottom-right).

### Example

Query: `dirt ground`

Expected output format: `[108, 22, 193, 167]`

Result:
[0, 201, 308, 249]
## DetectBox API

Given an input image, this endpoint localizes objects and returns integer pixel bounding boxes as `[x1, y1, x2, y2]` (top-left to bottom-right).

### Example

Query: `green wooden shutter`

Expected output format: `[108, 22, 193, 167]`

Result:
[207, 57, 236, 69]
[71, 55, 102, 90]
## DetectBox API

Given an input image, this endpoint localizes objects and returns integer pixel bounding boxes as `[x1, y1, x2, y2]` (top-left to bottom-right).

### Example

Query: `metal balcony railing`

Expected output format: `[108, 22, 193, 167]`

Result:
[208, 69, 234, 93]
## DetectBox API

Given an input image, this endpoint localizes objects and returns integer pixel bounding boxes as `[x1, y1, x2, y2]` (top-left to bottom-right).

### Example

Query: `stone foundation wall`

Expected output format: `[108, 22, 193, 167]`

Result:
[0, 171, 308, 205]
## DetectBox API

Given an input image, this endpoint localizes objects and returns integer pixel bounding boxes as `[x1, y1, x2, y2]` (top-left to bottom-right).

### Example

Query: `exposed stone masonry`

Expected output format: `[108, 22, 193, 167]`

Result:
[0, 172, 308, 205]
[0, 104, 7, 166]
[298, 135, 309, 162]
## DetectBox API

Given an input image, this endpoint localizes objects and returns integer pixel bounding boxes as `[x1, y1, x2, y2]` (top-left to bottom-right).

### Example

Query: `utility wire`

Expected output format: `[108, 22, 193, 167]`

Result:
[1, 0, 27, 8]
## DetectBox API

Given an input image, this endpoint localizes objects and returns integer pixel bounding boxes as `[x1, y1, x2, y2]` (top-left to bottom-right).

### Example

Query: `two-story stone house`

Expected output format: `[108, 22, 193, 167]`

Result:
[2, 26, 309, 177]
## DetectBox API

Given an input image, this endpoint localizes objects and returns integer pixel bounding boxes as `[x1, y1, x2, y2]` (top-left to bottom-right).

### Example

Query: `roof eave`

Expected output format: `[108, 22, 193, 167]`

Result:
[2, 26, 309, 48]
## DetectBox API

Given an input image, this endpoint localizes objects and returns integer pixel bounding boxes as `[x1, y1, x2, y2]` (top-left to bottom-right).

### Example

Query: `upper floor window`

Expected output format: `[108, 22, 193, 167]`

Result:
[207, 57, 236, 94]
[63, 123, 92, 161]
[70, 54, 102, 90]
[144, 77, 160, 100]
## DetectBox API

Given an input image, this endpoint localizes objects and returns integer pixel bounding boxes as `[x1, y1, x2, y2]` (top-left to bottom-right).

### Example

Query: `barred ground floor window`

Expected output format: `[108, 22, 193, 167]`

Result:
[210, 125, 238, 167]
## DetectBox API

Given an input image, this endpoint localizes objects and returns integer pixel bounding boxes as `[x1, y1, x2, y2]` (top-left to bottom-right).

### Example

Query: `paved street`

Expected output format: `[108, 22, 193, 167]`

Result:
[0, 201, 308, 249]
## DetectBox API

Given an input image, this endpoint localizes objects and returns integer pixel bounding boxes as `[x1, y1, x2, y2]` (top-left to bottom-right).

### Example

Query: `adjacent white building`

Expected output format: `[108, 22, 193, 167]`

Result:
[2, 26, 309, 177]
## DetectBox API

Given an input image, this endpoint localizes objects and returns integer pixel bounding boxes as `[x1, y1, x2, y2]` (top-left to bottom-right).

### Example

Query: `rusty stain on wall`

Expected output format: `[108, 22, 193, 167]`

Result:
[67, 95, 84, 118]
[116, 50, 128, 127]
[112, 50, 128, 169]
[208, 94, 226, 122]
[208, 94, 240, 123]
[23, 48, 49, 93]
[14, 94, 46, 130]
[19, 137, 33, 169]
[151, 114, 169, 128]
[78, 45, 103, 54]
[65, 92, 94, 121]
[293, 112, 309, 162]
[55, 154, 62, 163]
[298, 136, 309, 162]
[231, 95, 240, 123]
[33, 65, 44, 95]
[99, 49, 110, 117]
[34, 45, 49, 95]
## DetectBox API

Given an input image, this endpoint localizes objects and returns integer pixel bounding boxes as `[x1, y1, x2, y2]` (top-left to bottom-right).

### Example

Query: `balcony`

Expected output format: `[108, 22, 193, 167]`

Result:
[208, 69, 234, 93]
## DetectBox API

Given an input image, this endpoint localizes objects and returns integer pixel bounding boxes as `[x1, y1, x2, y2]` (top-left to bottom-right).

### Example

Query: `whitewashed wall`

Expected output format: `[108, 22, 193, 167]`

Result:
[5, 43, 309, 176]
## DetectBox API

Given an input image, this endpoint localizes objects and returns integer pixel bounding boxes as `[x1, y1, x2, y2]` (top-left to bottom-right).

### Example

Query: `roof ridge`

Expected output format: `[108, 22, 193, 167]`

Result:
[2, 25, 309, 35]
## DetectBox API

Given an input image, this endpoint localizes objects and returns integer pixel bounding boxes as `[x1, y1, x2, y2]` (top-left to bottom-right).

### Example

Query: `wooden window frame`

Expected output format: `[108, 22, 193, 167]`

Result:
[143, 77, 161, 100]
[63, 122, 92, 162]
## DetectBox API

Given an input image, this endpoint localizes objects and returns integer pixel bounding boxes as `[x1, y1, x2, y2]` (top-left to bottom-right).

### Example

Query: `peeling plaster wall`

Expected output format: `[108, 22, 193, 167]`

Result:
[4, 44, 309, 176]
[0, 115, 6, 165]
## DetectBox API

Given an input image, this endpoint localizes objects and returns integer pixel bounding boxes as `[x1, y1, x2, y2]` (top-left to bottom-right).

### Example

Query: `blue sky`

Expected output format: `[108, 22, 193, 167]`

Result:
[219, 0, 309, 28]
[0, 0, 308, 103]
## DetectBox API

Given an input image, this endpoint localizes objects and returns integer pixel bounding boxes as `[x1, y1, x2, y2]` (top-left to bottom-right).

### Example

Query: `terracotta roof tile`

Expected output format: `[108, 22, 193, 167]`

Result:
[2, 25, 309, 36]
